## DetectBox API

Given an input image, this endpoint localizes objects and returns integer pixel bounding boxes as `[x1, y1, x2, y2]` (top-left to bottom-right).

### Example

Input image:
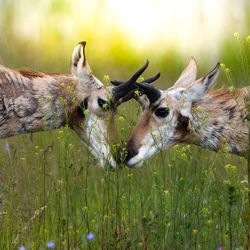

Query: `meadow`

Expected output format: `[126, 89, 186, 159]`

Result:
[0, 35, 249, 250]
[0, 123, 249, 250]
[0, 1, 250, 249]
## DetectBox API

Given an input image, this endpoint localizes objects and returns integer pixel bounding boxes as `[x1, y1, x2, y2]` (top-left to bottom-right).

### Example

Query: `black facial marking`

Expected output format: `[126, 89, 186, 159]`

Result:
[77, 98, 88, 118]
[176, 114, 189, 132]
[125, 138, 138, 164]
[97, 97, 110, 111]
[97, 97, 106, 107]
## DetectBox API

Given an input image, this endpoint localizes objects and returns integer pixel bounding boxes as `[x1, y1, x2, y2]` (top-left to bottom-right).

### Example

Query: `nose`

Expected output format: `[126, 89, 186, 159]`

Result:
[125, 139, 138, 165]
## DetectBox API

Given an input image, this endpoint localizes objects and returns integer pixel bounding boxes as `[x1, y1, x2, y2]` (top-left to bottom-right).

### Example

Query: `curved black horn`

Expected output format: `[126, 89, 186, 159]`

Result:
[141, 72, 161, 84]
[112, 60, 149, 105]
[112, 80, 137, 104]
[117, 89, 138, 105]
[129, 60, 149, 82]
[111, 61, 162, 107]
[137, 82, 161, 103]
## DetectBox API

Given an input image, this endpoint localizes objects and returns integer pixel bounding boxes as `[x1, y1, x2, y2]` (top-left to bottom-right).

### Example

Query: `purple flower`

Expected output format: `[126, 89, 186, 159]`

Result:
[18, 246, 26, 250]
[217, 246, 223, 250]
[46, 241, 55, 249]
[3, 143, 10, 153]
[87, 232, 95, 241]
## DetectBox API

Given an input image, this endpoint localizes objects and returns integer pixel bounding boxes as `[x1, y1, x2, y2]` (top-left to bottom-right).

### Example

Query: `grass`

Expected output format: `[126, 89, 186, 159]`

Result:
[0, 35, 250, 249]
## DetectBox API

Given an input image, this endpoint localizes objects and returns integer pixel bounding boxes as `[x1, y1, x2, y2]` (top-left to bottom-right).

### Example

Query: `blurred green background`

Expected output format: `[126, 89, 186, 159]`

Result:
[0, 0, 249, 85]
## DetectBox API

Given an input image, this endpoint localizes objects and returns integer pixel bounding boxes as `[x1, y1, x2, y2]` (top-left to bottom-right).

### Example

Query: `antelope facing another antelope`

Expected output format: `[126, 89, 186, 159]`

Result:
[0, 41, 159, 168]
[116, 58, 250, 167]
[1, 42, 249, 169]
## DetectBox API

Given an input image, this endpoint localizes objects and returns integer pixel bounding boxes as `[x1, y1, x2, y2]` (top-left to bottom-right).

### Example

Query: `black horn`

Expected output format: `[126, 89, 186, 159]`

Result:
[112, 60, 150, 106]
[129, 60, 149, 82]
[111, 61, 161, 107]
[141, 72, 161, 84]
[137, 82, 161, 104]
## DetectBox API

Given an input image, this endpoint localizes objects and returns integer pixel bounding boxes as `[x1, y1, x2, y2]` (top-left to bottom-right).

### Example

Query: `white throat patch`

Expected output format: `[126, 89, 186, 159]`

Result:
[85, 114, 115, 168]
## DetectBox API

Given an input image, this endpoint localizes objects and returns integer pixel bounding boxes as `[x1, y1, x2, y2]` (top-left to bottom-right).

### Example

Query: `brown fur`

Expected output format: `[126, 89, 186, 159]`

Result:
[19, 70, 64, 79]
[19, 70, 47, 79]
[127, 112, 150, 149]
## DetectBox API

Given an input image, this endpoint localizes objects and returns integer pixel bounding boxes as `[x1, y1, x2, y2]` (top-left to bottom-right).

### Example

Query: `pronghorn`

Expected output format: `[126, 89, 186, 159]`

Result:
[114, 59, 250, 167]
[0, 41, 155, 168]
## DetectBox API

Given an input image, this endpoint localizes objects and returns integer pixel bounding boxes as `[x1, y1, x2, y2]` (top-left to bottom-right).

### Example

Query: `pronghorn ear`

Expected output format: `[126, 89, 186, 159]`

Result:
[179, 63, 220, 117]
[185, 63, 220, 100]
[173, 57, 198, 88]
[71, 41, 92, 79]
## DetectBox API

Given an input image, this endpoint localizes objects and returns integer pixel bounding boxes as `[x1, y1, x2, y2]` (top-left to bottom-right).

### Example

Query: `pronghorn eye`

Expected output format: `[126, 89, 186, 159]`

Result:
[155, 107, 169, 118]
[97, 97, 110, 111]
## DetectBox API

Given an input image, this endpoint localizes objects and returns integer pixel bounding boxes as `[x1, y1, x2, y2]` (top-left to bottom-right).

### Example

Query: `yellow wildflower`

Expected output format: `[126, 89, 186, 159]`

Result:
[192, 229, 198, 235]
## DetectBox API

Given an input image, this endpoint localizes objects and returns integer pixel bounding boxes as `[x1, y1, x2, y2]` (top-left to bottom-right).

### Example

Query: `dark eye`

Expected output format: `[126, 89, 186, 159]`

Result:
[155, 107, 169, 118]
[97, 97, 110, 111]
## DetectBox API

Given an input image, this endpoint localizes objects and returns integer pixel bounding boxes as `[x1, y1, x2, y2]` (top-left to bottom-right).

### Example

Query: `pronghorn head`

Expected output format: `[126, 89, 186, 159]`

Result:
[70, 42, 153, 168]
[124, 58, 220, 167]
